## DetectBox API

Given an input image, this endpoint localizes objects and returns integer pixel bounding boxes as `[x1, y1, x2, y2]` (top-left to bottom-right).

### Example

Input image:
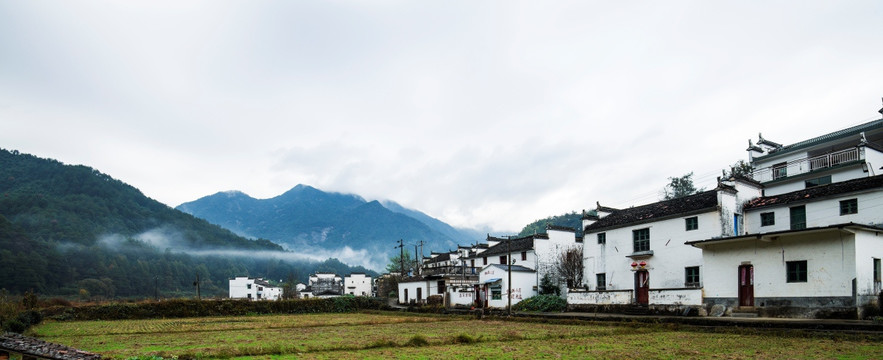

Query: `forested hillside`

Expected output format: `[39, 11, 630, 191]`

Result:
[0, 149, 375, 298]
[517, 211, 586, 237]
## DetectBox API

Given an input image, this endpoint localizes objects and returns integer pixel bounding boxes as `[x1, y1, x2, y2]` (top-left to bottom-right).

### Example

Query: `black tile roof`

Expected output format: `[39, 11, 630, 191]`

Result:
[584, 190, 719, 233]
[744, 174, 883, 210]
[755, 119, 883, 160]
[478, 235, 540, 257]
[546, 224, 577, 232]
[425, 252, 452, 264]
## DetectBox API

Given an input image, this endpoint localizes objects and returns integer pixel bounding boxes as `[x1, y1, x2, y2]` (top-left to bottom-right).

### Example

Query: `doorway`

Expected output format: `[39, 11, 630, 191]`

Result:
[634, 270, 649, 305]
[738, 264, 754, 307]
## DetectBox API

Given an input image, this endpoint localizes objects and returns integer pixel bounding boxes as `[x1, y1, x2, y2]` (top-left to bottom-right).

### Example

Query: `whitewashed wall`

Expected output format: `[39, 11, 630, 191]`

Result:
[567, 290, 632, 305]
[479, 265, 538, 308]
[648, 288, 702, 305]
[854, 230, 883, 300]
[344, 274, 372, 296]
[584, 210, 716, 292]
[744, 191, 883, 234]
[701, 230, 857, 299]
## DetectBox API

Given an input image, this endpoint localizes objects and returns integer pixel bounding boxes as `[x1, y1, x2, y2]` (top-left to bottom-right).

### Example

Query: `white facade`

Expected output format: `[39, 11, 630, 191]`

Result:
[691, 117, 883, 318]
[229, 276, 283, 301]
[476, 264, 538, 309]
[344, 273, 373, 296]
[398, 278, 445, 305]
[574, 180, 761, 307]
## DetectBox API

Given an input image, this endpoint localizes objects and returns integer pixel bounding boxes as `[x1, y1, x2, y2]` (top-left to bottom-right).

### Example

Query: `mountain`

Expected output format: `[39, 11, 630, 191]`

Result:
[177, 186, 476, 270]
[0, 149, 375, 297]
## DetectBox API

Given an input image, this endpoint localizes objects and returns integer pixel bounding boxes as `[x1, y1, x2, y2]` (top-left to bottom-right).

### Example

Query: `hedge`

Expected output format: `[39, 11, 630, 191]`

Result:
[42, 297, 389, 321]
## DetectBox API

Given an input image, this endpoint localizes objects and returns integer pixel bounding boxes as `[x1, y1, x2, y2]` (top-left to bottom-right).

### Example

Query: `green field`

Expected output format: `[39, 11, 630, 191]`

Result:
[30, 311, 883, 359]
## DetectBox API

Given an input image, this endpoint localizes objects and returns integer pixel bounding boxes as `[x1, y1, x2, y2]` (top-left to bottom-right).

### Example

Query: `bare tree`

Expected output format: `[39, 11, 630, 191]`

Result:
[555, 246, 584, 289]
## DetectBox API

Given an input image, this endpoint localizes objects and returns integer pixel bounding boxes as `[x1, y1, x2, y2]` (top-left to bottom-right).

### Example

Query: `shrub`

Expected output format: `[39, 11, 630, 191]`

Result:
[404, 335, 429, 347]
[426, 295, 443, 306]
[511, 294, 566, 312]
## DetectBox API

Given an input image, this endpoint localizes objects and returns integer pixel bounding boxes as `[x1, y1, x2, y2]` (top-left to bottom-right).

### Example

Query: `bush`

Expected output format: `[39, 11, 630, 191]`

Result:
[43, 297, 389, 321]
[511, 294, 566, 312]
[426, 295, 443, 306]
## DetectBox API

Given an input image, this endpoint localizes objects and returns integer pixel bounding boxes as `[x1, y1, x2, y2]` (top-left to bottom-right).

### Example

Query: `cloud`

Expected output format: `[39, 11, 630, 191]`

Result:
[2, 1, 882, 234]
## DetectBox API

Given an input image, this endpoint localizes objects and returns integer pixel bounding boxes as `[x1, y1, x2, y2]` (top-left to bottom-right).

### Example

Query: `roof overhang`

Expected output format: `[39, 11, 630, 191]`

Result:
[686, 223, 883, 248]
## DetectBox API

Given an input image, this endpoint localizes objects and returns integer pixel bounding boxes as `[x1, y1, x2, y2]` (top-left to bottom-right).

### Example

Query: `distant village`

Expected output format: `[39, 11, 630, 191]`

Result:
[231, 107, 883, 319]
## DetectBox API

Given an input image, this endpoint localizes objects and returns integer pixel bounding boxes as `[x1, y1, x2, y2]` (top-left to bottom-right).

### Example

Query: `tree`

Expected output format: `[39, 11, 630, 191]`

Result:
[663, 172, 704, 200]
[554, 246, 584, 289]
[384, 249, 419, 275]
[723, 160, 754, 179]
[539, 273, 560, 296]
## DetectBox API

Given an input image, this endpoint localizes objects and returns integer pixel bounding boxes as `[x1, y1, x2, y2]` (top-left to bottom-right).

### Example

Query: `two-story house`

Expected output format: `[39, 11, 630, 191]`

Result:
[343, 273, 373, 296]
[570, 178, 762, 309]
[689, 117, 883, 318]
[229, 276, 283, 301]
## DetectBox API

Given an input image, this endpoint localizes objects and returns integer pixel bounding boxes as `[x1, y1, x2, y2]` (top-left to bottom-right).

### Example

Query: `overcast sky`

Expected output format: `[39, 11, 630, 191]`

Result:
[1, 1, 881, 234]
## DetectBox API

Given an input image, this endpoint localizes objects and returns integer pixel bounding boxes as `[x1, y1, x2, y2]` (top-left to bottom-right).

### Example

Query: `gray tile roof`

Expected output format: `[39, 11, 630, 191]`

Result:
[584, 190, 719, 233]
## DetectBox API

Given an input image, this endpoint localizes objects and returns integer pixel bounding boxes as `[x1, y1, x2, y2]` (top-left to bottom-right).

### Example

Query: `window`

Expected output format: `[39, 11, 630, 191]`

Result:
[685, 266, 700, 287]
[875, 258, 881, 283]
[760, 212, 775, 226]
[840, 199, 858, 215]
[790, 206, 806, 230]
[596, 273, 606, 291]
[597, 233, 606, 244]
[247, 293, 252, 299]
[685, 217, 698, 231]
[521, 251, 527, 261]
[499, 255, 507, 264]
[772, 162, 788, 179]
[805, 175, 831, 188]
[633, 228, 650, 252]
[491, 285, 502, 300]
[786, 260, 808, 283]
[247, 284, 252, 289]
[483, 257, 487, 265]
[437, 281, 445, 294]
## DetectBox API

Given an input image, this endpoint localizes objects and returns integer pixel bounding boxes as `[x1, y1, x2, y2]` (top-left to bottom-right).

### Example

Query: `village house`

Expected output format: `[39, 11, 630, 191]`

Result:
[397, 246, 481, 306]
[688, 116, 883, 318]
[300, 273, 344, 298]
[228, 276, 283, 301]
[343, 273, 373, 296]
[570, 177, 762, 310]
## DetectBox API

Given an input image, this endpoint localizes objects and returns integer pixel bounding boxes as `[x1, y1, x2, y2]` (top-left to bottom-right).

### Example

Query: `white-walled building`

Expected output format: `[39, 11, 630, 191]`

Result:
[571, 178, 762, 308]
[476, 264, 538, 309]
[229, 277, 283, 301]
[344, 273, 373, 296]
[689, 117, 883, 318]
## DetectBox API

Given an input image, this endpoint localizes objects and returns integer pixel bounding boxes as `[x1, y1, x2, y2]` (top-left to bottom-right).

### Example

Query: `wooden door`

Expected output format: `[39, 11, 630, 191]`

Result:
[634, 270, 649, 305]
[738, 264, 754, 307]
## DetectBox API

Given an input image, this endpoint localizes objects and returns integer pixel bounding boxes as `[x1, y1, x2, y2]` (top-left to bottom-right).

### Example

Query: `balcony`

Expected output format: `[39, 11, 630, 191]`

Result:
[751, 148, 861, 183]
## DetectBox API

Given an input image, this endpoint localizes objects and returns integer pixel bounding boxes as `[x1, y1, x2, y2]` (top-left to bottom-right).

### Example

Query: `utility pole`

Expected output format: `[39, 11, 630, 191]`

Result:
[194, 273, 201, 301]
[396, 239, 405, 276]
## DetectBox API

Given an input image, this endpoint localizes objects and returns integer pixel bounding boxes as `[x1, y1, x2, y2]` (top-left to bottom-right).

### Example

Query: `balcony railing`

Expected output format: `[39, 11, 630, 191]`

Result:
[752, 148, 861, 182]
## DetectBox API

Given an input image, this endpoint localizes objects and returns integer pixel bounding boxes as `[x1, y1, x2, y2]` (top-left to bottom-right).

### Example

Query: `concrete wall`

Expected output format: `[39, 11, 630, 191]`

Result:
[447, 287, 475, 307]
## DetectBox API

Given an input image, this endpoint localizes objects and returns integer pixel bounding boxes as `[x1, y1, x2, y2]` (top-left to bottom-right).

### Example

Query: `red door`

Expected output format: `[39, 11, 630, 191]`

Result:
[738, 265, 754, 307]
[634, 270, 649, 305]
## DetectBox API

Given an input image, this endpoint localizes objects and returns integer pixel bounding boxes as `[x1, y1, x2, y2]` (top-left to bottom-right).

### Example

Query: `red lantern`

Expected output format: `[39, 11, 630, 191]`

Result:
[631, 262, 638, 268]
[639, 261, 647, 268]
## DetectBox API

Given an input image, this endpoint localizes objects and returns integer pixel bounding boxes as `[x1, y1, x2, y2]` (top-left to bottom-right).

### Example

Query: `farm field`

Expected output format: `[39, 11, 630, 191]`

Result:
[30, 311, 883, 359]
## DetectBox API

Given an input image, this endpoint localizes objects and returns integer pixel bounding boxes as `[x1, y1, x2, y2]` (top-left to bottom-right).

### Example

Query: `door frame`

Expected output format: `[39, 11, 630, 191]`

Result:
[634, 270, 649, 305]
[738, 264, 754, 307]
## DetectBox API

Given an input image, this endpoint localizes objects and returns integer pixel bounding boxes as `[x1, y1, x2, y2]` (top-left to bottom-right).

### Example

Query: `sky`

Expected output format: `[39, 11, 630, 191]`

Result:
[1, 1, 882, 234]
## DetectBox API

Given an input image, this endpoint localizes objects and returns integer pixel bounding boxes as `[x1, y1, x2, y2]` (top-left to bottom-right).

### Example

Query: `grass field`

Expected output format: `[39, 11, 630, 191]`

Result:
[30, 311, 883, 359]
